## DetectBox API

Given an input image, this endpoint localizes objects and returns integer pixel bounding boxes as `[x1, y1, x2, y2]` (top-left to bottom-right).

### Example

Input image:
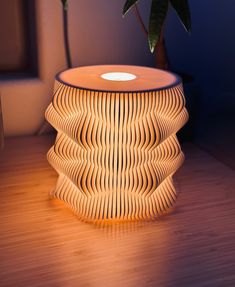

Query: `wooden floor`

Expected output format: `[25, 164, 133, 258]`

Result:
[0, 136, 234, 287]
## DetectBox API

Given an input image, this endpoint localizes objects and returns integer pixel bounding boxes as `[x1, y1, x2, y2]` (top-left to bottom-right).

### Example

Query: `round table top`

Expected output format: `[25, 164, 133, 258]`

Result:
[56, 65, 181, 93]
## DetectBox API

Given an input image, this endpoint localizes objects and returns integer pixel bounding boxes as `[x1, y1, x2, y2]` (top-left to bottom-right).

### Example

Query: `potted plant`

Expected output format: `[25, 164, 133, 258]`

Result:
[122, 0, 191, 70]
[122, 1, 196, 142]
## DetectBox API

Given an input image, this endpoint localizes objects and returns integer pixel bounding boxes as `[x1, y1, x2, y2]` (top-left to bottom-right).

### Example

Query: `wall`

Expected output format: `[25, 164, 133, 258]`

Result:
[0, 0, 154, 136]
[165, 0, 235, 166]
[165, 0, 235, 135]
[0, 1, 66, 136]
[0, 0, 26, 70]
[2, 0, 234, 142]
[69, 0, 153, 67]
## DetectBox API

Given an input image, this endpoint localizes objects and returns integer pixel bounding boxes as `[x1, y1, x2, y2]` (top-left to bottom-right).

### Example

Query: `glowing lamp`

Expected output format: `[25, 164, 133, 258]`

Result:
[45, 65, 188, 221]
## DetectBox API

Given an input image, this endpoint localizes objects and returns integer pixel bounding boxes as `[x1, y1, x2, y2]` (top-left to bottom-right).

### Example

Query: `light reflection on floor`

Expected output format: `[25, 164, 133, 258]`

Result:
[48, 210, 172, 287]
[1, 136, 234, 287]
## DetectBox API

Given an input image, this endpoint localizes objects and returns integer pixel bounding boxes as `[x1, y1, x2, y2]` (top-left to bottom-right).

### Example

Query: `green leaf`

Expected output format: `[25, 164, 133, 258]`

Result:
[123, 0, 139, 16]
[170, 0, 191, 32]
[148, 0, 168, 53]
[61, 0, 68, 10]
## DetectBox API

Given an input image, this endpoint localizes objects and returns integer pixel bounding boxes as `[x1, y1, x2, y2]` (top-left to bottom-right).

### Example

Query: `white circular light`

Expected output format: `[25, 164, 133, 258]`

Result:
[101, 72, 136, 81]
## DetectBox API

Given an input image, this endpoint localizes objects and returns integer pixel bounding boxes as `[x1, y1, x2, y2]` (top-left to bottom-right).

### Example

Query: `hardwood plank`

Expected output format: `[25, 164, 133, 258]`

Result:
[0, 135, 234, 287]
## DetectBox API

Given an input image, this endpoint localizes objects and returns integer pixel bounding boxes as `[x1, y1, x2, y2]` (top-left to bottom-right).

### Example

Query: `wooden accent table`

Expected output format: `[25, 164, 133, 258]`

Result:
[45, 65, 188, 221]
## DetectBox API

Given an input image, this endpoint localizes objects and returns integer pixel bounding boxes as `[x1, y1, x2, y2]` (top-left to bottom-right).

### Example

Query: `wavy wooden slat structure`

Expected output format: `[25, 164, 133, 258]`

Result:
[45, 65, 188, 221]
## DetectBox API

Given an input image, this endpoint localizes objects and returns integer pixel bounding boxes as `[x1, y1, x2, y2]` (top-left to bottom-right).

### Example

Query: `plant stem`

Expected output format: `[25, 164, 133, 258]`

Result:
[133, 3, 169, 70]
[62, 7, 72, 68]
[36, 3, 72, 136]
[134, 4, 148, 36]
[155, 27, 169, 70]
